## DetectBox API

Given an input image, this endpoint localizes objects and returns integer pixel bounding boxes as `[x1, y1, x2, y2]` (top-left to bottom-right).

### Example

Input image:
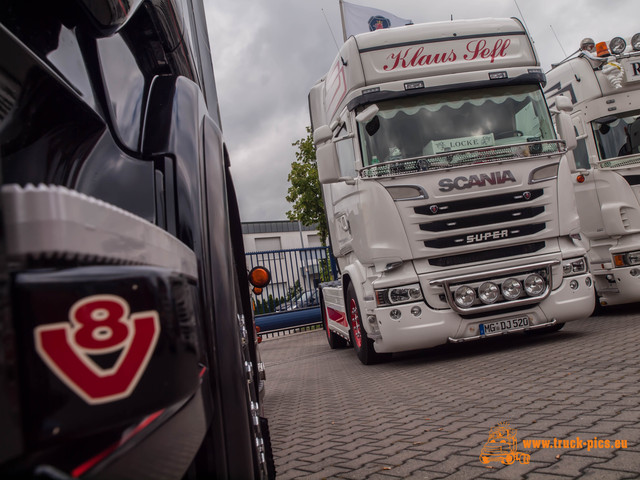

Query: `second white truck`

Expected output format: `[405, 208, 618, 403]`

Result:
[545, 33, 640, 307]
[310, 18, 595, 364]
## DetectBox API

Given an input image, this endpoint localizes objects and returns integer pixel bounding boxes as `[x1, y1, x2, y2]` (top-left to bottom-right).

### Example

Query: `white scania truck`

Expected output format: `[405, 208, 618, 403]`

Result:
[545, 33, 640, 307]
[310, 18, 595, 364]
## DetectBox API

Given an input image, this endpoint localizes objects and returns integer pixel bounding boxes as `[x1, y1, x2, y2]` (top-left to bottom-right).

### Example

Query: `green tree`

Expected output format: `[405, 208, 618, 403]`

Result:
[286, 126, 329, 245]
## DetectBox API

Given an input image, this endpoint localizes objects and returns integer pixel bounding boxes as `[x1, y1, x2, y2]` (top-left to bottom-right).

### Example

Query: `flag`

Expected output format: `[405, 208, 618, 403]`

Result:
[341, 1, 412, 39]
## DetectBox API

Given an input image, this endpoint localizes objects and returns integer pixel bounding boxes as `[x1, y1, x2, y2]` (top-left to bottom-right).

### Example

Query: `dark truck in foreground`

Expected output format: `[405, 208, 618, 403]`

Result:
[0, 0, 274, 478]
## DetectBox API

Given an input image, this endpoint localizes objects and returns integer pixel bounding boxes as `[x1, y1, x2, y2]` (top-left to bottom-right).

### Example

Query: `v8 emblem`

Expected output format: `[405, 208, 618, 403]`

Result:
[34, 295, 160, 405]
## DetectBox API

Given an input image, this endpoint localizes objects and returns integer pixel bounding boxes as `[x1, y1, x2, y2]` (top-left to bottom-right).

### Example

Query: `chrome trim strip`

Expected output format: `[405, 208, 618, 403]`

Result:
[2, 184, 198, 279]
[360, 140, 566, 180]
[429, 260, 559, 286]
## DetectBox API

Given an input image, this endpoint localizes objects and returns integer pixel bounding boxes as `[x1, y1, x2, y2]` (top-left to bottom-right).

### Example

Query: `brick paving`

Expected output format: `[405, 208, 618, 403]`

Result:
[260, 305, 640, 479]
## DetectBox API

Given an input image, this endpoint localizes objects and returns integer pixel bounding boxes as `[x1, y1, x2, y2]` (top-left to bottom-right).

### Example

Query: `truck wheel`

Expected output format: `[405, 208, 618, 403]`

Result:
[321, 295, 348, 349]
[346, 282, 390, 365]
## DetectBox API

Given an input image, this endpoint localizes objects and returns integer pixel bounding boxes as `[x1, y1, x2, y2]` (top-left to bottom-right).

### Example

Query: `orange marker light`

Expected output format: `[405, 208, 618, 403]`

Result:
[576, 174, 586, 183]
[596, 41, 610, 57]
[252, 287, 263, 295]
[613, 254, 626, 267]
[249, 266, 271, 288]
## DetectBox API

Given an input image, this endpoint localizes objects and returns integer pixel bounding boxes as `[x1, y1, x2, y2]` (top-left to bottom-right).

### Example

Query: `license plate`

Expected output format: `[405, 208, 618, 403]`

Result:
[479, 315, 529, 335]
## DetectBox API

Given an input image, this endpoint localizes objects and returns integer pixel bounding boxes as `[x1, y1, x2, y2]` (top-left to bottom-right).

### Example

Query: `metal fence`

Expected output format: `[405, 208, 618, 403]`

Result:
[245, 246, 338, 316]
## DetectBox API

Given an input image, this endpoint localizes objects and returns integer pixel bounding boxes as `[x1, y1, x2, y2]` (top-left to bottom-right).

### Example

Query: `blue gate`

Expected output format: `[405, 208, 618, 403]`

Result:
[246, 246, 338, 334]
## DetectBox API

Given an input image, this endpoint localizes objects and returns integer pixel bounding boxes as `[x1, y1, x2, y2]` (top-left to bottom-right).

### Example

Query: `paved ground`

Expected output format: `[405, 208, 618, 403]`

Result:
[260, 305, 640, 479]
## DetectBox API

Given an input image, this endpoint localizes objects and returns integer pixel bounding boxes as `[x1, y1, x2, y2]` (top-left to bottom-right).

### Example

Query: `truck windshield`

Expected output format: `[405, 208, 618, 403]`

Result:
[593, 111, 640, 166]
[358, 84, 555, 167]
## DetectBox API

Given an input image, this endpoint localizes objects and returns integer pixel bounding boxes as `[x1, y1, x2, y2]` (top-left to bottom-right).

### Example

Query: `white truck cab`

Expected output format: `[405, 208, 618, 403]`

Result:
[311, 18, 595, 364]
[546, 33, 640, 307]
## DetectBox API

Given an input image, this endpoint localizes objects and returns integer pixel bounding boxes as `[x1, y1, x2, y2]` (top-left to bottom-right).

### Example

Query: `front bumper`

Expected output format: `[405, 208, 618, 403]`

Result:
[592, 266, 640, 306]
[369, 273, 594, 353]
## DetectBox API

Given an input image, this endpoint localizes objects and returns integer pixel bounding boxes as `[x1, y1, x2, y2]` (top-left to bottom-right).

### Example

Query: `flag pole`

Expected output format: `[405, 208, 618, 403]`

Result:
[339, 0, 347, 42]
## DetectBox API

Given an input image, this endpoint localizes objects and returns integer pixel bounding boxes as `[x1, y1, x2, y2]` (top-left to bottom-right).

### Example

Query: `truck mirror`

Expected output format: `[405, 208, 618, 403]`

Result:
[556, 112, 577, 152]
[313, 125, 333, 144]
[355, 104, 379, 124]
[555, 95, 573, 113]
[313, 125, 342, 183]
[316, 141, 342, 184]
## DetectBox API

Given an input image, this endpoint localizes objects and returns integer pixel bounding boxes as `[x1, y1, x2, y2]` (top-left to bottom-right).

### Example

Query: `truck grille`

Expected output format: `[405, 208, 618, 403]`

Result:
[428, 242, 546, 267]
[424, 223, 545, 248]
[415, 189, 543, 216]
[419, 206, 544, 232]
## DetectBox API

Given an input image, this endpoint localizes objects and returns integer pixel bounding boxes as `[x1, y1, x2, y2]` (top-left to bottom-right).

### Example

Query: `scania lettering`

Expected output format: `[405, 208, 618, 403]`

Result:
[545, 33, 640, 307]
[0, 1, 275, 478]
[310, 18, 595, 365]
[438, 170, 517, 191]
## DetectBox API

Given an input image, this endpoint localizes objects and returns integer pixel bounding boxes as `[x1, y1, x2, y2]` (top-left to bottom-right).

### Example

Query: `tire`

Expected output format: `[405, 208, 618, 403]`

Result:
[346, 282, 390, 365]
[321, 295, 348, 349]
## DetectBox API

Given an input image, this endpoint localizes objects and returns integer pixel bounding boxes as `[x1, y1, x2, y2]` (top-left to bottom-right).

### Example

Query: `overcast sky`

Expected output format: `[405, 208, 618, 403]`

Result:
[204, 0, 637, 222]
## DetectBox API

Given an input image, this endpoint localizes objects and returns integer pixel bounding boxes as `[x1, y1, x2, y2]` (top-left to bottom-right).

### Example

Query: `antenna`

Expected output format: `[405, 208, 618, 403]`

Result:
[513, 0, 533, 44]
[321, 8, 347, 65]
[321, 8, 341, 54]
[550, 24, 568, 58]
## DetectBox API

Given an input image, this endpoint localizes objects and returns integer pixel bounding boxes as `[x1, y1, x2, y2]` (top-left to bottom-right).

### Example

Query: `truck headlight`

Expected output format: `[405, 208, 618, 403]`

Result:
[501, 278, 522, 300]
[562, 257, 587, 276]
[524, 274, 545, 296]
[454, 285, 476, 308]
[477, 282, 499, 304]
[609, 36, 626, 55]
[613, 250, 640, 267]
[627, 251, 640, 265]
[375, 283, 423, 306]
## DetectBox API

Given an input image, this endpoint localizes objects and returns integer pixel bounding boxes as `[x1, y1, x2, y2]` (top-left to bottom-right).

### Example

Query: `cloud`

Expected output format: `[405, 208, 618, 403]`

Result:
[205, 0, 640, 221]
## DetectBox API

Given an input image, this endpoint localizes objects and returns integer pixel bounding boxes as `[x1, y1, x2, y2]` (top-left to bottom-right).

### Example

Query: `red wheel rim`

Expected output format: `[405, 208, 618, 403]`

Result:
[349, 298, 362, 348]
[323, 304, 331, 340]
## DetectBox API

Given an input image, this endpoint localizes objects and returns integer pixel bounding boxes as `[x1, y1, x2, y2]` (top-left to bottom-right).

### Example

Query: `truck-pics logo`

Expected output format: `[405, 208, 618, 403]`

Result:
[480, 422, 531, 466]
[34, 295, 160, 405]
[438, 170, 516, 192]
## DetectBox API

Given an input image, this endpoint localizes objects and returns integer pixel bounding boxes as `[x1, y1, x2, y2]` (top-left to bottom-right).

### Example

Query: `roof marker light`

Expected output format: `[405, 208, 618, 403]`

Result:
[596, 42, 610, 57]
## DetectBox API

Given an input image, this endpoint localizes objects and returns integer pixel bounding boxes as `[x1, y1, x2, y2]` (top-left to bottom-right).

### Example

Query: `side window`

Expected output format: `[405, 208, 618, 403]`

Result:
[572, 116, 590, 169]
[334, 123, 357, 178]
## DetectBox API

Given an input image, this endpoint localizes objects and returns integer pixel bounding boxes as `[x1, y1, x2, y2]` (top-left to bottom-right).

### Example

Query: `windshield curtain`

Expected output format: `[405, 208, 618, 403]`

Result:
[593, 111, 640, 161]
[358, 85, 555, 166]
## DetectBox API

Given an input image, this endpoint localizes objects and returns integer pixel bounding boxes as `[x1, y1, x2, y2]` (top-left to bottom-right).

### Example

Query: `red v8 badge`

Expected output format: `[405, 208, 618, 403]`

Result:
[34, 295, 161, 405]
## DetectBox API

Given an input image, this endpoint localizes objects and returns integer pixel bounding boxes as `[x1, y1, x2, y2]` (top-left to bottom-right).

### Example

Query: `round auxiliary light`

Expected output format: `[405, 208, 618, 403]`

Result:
[524, 274, 546, 296]
[609, 37, 627, 55]
[501, 278, 522, 300]
[478, 282, 500, 304]
[454, 285, 476, 308]
[580, 37, 595, 53]
[632, 33, 640, 51]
